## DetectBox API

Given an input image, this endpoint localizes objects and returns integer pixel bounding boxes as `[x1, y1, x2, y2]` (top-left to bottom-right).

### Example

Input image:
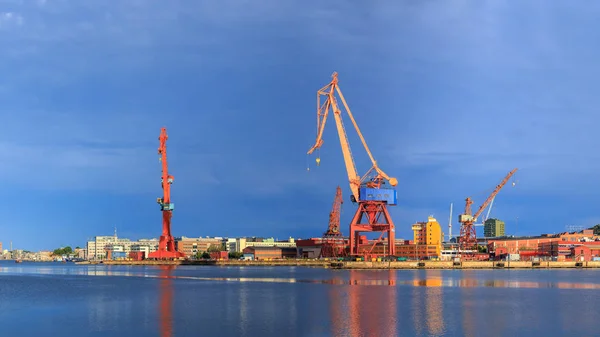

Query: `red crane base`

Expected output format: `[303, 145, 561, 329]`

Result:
[148, 235, 185, 259]
[320, 236, 347, 258]
[349, 201, 396, 257]
[459, 222, 478, 257]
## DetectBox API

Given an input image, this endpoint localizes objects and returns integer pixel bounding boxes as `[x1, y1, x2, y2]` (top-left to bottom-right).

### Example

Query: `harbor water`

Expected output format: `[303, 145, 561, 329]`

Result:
[0, 260, 599, 337]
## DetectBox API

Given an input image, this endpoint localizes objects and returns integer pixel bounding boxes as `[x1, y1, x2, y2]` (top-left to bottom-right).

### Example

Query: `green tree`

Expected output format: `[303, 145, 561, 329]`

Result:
[207, 244, 224, 252]
[591, 224, 600, 235]
[201, 252, 211, 259]
[53, 246, 74, 256]
[229, 252, 243, 259]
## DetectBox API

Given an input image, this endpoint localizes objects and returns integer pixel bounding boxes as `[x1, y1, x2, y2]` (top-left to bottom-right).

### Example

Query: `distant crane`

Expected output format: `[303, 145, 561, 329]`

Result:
[458, 168, 518, 255]
[320, 186, 346, 258]
[447, 203, 453, 241]
[148, 128, 185, 260]
[307, 72, 398, 257]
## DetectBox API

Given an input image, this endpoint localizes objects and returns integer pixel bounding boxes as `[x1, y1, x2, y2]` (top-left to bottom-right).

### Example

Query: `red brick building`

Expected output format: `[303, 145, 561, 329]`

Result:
[539, 241, 600, 261]
[487, 230, 600, 256]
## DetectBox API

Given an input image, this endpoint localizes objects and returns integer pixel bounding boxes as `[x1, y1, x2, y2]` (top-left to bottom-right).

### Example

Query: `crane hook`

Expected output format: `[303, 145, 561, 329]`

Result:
[316, 157, 321, 166]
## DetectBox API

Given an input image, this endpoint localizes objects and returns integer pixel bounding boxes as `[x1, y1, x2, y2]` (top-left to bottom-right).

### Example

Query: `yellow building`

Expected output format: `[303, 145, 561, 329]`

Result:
[412, 216, 443, 257]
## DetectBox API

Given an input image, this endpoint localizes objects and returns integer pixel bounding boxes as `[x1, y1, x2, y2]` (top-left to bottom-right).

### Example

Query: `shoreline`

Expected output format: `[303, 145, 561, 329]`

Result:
[73, 260, 600, 269]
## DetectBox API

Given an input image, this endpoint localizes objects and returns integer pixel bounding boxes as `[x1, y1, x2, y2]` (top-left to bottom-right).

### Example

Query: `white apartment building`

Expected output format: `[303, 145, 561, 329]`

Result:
[86, 236, 159, 260]
[226, 237, 296, 253]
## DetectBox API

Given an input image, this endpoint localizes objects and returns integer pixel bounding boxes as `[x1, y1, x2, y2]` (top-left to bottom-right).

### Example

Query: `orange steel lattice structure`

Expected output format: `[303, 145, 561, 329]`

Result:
[308, 72, 398, 258]
[321, 186, 347, 258]
[148, 128, 185, 260]
[458, 168, 518, 254]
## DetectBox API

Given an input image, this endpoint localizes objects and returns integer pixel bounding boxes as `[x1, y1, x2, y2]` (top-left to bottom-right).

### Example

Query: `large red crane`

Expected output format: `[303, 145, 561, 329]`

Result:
[308, 72, 398, 258]
[320, 186, 346, 258]
[458, 168, 518, 255]
[148, 128, 185, 260]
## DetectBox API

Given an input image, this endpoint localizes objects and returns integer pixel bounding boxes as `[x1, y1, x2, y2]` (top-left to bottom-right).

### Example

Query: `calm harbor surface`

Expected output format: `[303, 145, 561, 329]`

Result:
[1, 261, 598, 337]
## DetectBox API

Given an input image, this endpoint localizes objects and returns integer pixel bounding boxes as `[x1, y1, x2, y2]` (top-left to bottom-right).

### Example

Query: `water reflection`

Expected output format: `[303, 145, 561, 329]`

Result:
[423, 272, 445, 336]
[410, 271, 446, 337]
[3, 264, 600, 290]
[157, 266, 175, 337]
[460, 272, 476, 337]
[339, 270, 398, 337]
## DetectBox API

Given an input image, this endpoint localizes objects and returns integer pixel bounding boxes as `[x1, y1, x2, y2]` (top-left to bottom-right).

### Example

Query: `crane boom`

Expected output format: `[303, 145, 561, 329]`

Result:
[472, 168, 518, 221]
[458, 168, 518, 253]
[307, 72, 397, 201]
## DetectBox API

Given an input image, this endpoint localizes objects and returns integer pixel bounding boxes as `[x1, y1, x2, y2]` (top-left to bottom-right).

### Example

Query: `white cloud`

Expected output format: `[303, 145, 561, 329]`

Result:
[0, 11, 23, 27]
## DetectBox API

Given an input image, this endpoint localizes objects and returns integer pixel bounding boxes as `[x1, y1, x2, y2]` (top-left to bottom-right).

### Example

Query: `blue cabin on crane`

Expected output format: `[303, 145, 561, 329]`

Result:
[357, 187, 397, 205]
[156, 197, 174, 211]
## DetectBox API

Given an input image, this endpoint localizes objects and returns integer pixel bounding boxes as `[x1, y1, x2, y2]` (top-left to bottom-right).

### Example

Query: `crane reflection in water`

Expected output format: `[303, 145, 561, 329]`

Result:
[157, 265, 175, 337]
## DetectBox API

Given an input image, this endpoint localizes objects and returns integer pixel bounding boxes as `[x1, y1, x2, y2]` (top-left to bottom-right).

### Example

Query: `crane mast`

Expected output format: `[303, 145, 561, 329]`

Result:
[308, 72, 398, 257]
[320, 186, 346, 258]
[148, 127, 185, 260]
[458, 168, 518, 255]
[325, 186, 343, 236]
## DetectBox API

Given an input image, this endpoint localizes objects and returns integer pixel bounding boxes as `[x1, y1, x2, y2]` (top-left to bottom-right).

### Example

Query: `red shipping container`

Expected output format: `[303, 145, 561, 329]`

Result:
[128, 251, 145, 261]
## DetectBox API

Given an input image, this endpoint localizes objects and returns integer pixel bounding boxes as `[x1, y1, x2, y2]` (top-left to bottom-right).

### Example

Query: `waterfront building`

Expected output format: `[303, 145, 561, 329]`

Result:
[74, 247, 86, 259]
[487, 229, 600, 256]
[412, 216, 443, 257]
[242, 246, 297, 260]
[484, 218, 505, 237]
[175, 237, 223, 257]
[86, 235, 159, 260]
[226, 237, 297, 253]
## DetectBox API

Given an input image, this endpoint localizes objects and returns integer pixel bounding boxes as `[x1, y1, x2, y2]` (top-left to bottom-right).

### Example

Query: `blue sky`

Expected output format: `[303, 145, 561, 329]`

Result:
[2, 1, 600, 250]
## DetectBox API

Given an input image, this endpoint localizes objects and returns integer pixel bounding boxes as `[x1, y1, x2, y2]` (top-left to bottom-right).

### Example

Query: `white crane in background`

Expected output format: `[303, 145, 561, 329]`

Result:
[475, 196, 495, 227]
[447, 203, 453, 241]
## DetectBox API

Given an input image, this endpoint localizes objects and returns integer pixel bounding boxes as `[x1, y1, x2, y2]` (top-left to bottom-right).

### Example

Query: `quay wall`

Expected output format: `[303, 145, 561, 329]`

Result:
[74, 260, 600, 269]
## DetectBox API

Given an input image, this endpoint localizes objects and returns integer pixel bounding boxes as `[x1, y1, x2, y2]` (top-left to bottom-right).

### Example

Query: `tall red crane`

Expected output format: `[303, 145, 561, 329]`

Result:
[458, 168, 518, 254]
[308, 72, 398, 258]
[148, 128, 185, 260]
[320, 186, 346, 258]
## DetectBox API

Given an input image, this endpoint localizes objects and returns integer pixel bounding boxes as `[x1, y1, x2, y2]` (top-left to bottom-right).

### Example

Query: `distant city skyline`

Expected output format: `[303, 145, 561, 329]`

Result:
[2, 1, 600, 250]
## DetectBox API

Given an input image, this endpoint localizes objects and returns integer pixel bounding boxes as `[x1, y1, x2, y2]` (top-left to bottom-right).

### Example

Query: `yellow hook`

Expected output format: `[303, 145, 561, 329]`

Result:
[316, 157, 321, 166]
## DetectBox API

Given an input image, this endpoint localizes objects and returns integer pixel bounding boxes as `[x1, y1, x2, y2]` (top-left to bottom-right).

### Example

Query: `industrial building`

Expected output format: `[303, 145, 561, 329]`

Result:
[296, 238, 327, 258]
[242, 246, 297, 260]
[487, 229, 600, 255]
[484, 218, 505, 237]
[486, 229, 600, 261]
